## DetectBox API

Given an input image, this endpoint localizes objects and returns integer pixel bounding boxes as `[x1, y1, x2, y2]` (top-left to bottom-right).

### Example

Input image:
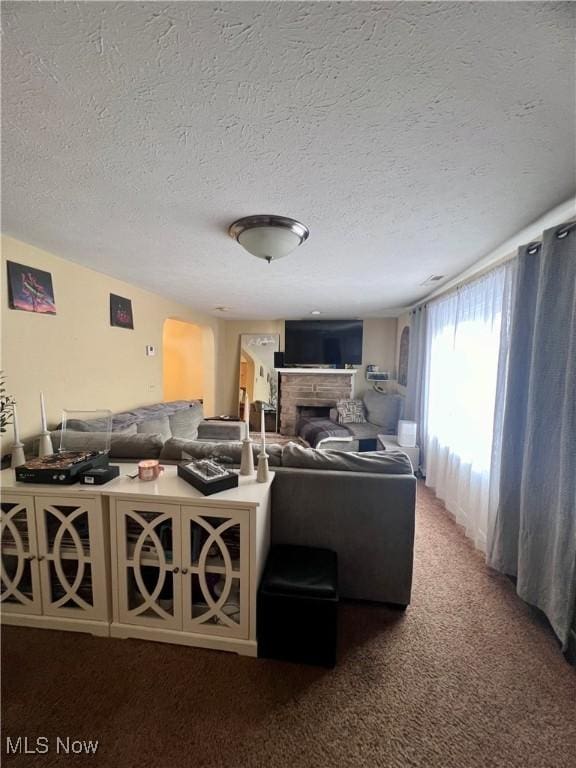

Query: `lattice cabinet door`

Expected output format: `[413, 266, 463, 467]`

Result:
[34, 496, 107, 621]
[180, 506, 249, 639]
[115, 500, 182, 630]
[1, 495, 42, 615]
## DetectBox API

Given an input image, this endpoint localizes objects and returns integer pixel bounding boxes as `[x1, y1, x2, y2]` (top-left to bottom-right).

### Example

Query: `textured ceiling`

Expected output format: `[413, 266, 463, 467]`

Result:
[2, 1, 575, 318]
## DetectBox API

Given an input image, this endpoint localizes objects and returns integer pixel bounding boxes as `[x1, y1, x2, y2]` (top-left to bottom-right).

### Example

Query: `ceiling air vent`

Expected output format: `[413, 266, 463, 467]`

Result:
[421, 275, 445, 286]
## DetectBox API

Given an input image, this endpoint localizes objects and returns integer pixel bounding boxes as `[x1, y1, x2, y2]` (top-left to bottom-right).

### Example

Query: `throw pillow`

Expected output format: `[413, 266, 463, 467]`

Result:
[168, 405, 203, 440]
[136, 415, 172, 443]
[336, 399, 366, 424]
[363, 391, 404, 431]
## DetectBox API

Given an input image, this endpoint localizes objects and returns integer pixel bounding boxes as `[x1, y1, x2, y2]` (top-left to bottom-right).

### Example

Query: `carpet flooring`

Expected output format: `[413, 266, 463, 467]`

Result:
[2, 483, 575, 768]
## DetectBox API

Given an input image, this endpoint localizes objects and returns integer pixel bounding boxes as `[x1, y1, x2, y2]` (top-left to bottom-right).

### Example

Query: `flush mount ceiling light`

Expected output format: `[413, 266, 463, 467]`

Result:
[228, 215, 310, 263]
[310, 310, 322, 315]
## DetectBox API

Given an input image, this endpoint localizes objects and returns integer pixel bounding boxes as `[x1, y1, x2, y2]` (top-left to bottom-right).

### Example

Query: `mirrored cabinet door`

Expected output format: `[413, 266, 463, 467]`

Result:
[115, 500, 182, 630]
[34, 496, 107, 621]
[1, 496, 42, 615]
[180, 506, 249, 639]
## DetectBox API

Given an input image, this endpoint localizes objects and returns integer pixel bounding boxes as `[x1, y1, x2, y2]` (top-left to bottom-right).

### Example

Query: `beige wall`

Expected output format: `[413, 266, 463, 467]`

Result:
[353, 318, 398, 398]
[1, 235, 221, 447]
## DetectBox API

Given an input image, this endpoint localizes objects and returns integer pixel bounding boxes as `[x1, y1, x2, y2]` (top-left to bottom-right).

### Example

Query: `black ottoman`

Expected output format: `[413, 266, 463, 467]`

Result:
[258, 544, 338, 667]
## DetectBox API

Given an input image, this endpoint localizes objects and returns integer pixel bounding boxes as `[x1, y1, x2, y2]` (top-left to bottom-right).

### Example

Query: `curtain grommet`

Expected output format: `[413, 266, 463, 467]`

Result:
[556, 223, 574, 239]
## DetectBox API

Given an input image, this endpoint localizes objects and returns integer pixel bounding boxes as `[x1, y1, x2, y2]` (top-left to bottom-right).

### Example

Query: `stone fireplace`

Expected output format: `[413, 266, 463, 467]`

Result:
[278, 369, 357, 435]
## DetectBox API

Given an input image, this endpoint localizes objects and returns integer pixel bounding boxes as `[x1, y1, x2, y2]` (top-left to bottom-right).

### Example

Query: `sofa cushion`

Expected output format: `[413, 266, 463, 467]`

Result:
[107, 433, 164, 459]
[281, 443, 413, 475]
[111, 412, 142, 431]
[342, 422, 380, 440]
[163, 400, 201, 410]
[363, 391, 404, 432]
[50, 426, 136, 447]
[168, 405, 203, 440]
[197, 421, 246, 441]
[161, 438, 283, 467]
[133, 403, 172, 415]
[136, 415, 172, 442]
[62, 418, 100, 432]
[50, 430, 163, 459]
[336, 398, 366, 424]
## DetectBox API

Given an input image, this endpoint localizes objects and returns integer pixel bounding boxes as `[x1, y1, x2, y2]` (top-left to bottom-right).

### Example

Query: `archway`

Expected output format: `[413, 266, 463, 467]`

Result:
[163, 319, 214, 411]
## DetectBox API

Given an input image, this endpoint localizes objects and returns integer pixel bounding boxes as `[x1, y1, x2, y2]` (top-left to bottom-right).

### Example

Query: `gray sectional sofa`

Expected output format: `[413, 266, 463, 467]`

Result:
[274, 445, 415, 606]
[48, 400, 246, 458]
[60, 399, 204, 437]
[44, 400, 417, 606]
[48, 400, 205, 459]
[165, 440, 417, 606]
[304, 390, 405, 451]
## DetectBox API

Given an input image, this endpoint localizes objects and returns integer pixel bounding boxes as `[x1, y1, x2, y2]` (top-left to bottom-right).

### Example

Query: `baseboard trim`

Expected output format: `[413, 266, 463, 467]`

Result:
[1, 614, 110, 637]
[109, 622, 258, 656]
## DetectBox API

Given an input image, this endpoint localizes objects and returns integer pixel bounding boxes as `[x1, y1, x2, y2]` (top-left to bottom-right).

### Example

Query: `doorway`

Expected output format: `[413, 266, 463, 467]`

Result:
[162, 319, 206, 404]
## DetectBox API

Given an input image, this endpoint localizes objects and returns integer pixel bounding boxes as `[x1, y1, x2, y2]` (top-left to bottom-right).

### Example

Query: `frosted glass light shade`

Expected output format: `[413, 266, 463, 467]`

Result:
[238, 226, 302, 261]
[229, 215, 310, 262]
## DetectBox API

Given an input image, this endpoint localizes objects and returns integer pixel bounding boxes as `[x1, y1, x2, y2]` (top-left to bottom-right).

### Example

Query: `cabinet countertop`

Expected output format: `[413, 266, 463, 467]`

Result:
[1, 465, 275, 509]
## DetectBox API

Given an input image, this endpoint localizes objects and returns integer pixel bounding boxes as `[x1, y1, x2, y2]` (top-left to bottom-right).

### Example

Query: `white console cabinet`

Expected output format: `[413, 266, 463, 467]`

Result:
[1, 466, 273, 657]
[1, 489, 110, 635]
[108, 468, 271, 656]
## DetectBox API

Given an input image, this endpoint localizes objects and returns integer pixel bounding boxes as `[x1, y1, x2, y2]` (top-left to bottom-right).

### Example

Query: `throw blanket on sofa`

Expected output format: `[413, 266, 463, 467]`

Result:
[297, 417, 353, 449]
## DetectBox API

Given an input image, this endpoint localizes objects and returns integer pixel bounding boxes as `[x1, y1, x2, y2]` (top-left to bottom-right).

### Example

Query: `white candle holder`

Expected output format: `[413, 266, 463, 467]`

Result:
[38, 430, 53, 458]
[256, 451, 269, 483]
[11, 442, 26, 468]
[240, 437, 255, 476]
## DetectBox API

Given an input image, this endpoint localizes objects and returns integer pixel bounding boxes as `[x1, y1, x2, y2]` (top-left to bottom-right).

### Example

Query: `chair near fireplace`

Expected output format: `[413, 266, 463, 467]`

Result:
[250, 400, 278, 433]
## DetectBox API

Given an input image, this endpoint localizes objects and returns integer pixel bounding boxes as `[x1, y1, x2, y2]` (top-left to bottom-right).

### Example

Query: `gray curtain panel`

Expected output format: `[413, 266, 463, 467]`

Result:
[488, 222, 576, 649]
[405, 305, 428, 472]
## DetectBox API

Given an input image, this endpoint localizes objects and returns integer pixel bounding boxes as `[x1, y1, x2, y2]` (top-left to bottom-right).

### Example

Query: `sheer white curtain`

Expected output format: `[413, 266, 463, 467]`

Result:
[424, 263, 516, 552]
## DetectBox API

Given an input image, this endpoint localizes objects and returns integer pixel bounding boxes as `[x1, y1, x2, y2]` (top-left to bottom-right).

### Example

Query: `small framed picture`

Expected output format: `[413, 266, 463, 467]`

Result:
[7, 260, 56, 314]
[110, 293, 134, 329]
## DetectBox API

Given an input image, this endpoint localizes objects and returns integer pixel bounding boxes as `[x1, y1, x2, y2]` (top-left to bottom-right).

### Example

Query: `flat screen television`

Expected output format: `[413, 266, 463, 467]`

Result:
[284, 320, 363, 366]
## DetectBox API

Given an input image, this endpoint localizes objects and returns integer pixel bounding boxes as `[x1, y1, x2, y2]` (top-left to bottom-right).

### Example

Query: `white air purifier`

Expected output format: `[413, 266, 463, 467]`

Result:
[397, 420, 417, 447]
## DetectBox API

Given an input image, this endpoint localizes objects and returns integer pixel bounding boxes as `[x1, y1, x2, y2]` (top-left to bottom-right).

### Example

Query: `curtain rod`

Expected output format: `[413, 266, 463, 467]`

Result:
[408, 197, 576, 311]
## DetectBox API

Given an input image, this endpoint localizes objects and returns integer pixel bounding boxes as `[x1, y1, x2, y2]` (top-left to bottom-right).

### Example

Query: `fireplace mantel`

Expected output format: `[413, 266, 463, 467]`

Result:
[278, 369, 356, 435]
[277, 368, 357, 375]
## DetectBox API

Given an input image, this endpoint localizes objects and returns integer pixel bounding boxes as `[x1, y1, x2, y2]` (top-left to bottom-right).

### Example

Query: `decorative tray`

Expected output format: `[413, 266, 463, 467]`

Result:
[177, 459, 239, 496]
